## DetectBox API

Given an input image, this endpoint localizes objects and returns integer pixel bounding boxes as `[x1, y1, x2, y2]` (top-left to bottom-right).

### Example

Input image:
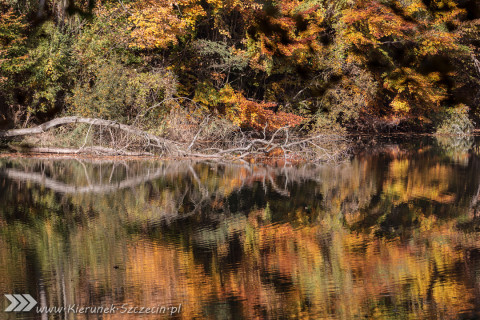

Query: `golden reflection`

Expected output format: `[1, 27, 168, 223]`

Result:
[1, 145, 480, 318]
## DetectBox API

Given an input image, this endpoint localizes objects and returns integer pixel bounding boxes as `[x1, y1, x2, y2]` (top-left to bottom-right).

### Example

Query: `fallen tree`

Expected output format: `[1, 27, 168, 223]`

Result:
[0, 116, 348, 162]
[7, 145, 154, 156]
[0, 116, 177, 154]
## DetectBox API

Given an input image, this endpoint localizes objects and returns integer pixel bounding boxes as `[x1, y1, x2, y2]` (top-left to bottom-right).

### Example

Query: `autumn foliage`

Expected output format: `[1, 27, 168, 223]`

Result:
[1, 0, 480, 133]
[219, 85, 305, 130]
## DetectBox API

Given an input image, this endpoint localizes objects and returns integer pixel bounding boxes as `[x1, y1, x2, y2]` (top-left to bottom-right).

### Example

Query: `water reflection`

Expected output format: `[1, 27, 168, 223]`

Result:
[1, 138, 480, 319]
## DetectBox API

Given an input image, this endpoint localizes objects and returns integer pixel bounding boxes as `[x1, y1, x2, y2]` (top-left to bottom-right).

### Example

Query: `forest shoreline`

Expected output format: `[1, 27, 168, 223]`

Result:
[1, 131, 476, 164]
[2, 0, 480, 143]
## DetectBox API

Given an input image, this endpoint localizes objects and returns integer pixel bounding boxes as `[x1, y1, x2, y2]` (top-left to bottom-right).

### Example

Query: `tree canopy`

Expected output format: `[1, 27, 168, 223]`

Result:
[1, 0, 480, 133]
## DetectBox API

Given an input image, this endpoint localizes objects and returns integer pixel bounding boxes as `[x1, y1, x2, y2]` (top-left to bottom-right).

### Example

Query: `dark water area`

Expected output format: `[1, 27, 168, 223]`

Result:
[2, 136, 480, 319]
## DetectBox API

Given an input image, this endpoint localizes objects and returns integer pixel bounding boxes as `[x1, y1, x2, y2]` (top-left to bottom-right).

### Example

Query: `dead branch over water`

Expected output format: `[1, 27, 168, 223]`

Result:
[0, 116, 348, 162]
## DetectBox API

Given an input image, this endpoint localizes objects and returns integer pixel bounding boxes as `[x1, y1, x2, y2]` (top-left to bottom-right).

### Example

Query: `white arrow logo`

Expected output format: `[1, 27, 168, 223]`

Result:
[4, 294, 37, 312]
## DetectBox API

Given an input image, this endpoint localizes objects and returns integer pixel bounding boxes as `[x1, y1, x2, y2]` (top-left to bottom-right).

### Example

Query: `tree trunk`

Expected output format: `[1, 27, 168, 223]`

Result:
[37, 0, 46, 18]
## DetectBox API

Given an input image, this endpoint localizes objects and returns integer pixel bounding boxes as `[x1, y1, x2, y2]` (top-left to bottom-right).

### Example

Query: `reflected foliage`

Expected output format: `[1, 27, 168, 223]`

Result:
[3, 139, 480, 318]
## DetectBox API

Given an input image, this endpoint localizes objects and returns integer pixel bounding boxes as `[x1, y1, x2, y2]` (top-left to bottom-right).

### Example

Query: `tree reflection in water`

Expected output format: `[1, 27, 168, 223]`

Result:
[2, 138, 480, 319]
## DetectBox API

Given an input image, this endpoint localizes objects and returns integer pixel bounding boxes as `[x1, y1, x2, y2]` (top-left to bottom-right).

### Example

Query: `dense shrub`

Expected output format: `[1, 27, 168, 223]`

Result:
[67, 60, 177, 123]
[436, 105, 474, 136]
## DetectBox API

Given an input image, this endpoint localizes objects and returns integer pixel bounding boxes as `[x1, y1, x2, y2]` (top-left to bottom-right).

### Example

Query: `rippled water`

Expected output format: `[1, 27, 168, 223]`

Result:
[2, 137, 480, 319]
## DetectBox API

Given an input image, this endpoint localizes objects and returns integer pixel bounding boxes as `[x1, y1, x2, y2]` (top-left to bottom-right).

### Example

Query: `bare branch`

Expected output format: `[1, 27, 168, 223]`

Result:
[1, 117, 348, 162]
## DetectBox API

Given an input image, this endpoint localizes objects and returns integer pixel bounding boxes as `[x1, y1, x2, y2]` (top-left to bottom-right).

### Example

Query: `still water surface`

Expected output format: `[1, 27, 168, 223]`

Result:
[1, 137, 480, 319]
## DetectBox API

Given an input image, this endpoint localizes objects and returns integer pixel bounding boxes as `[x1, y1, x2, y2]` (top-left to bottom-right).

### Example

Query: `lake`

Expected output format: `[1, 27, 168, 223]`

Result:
[1, 135, 480, 319]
